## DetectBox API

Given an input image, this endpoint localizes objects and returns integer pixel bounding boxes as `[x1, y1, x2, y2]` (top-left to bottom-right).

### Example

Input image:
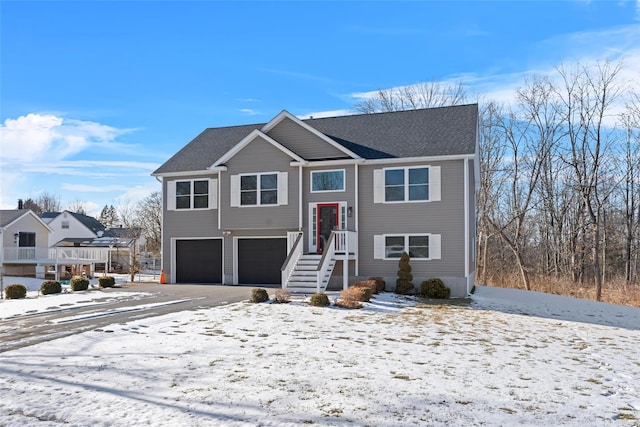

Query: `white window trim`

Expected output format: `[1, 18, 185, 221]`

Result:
[310, 169, 346, 193]
[373, 165, 441, 204]
[373, 233, 441, 260]
[231, 172, 288, 207]
[167, 178, 217, 211]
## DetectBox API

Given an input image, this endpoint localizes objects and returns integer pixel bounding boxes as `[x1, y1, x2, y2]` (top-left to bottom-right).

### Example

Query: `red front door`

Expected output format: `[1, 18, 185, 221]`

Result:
[317, 203, 338, 253]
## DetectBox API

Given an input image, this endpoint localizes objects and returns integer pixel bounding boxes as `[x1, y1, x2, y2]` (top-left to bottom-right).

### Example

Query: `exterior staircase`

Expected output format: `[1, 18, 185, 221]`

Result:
[285, 254, 336, 294]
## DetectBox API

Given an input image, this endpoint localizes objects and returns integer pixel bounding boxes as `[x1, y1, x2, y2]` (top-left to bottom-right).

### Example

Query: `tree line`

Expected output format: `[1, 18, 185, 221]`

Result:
[355, 60, 640, 301]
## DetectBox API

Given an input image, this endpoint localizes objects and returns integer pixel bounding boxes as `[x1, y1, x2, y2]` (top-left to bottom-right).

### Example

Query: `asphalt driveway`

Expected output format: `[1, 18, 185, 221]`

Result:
[0, 283, 252, 353]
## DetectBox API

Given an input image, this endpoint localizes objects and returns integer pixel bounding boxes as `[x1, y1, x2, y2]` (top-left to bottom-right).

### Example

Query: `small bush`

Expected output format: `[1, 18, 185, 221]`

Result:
[5, 284, 27, 299]
[250, 288, 269, 303]
[368, 277, 386, 293]
[40, 280, 62, 295]
[419, 278, 451, 299]
[353, 280, 377, 294]
[308, 293, 330, 307]
[99, 276, 116, 288]
[70, 276, 90, 291]
[274, 288, 291, 303]
[336, 287, 363, 309]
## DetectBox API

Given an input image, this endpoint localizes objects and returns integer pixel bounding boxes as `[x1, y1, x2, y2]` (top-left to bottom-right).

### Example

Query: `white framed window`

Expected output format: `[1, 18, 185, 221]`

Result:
[311, 169, 345, 192]
[373, 165, 440, 203]
[167, 178, 217, 211]
[61, 221, 69, 229]
[230, 172, 288, 207]
[374, 234, 441, 260]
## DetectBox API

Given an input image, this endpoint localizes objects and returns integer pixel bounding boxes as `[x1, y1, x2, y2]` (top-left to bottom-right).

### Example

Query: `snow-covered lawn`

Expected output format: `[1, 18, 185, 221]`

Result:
[1, 286, 639, 426]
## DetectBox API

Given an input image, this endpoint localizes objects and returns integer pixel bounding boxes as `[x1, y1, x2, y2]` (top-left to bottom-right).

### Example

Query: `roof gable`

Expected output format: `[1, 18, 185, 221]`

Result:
[262, 110, 360, 160]
[0, 209, 53, 232]
[212, 129, 304, 167]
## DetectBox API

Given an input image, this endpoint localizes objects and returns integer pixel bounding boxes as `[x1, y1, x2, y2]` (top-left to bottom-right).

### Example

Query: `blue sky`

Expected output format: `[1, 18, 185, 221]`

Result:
[1, 0, 639, 216]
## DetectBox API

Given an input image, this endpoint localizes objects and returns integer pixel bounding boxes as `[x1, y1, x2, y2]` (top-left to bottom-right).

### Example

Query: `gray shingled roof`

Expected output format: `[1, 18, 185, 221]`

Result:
[153, 104, 478, 175]
[0, 210, 30, 228]
[69, 212, 106, 235]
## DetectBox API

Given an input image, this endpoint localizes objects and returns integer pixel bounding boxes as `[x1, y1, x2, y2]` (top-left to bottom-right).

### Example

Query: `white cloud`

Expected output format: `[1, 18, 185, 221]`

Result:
[115, 182, 161, 206]
[0, 113, 134, 163]
[345, 23, 640, 119]
[239, 108, 263, 116]
[62, 184, 132, 193]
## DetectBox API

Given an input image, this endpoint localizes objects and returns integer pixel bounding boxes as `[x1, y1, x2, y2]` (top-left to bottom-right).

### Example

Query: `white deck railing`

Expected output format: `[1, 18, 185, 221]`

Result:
[2, 247, 108, 263]
[333, 230, 357, 257]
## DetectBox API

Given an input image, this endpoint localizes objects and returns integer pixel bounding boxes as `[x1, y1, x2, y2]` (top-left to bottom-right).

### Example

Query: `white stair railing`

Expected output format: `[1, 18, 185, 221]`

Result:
[316, 232, 337, 293]
[281, 232, 303, 288]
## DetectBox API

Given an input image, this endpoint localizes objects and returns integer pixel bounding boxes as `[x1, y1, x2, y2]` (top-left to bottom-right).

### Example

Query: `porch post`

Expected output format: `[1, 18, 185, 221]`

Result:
[343, 235, 348, 290]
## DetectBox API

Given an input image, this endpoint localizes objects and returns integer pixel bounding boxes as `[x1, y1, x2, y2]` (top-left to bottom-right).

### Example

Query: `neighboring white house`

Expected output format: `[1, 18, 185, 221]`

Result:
[44, 210, 106, 247]
[0, 209, 54, 277]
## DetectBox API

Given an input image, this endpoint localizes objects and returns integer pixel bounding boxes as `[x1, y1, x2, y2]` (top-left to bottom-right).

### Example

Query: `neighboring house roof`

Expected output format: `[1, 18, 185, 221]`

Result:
[44, 211, 107, 236]
[152, 104, 478, 175]
[0, 209, 54, 232]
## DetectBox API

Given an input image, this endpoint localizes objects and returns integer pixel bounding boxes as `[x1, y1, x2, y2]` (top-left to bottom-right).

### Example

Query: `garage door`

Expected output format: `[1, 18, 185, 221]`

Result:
[175, 239, 222, 283]
[238, 238, 287, 284]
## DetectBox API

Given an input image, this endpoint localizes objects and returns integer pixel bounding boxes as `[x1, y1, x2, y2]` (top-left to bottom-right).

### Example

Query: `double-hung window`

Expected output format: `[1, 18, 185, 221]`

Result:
[374, 233, 441, 260]
[240, 173, 278, 206]
[168, 178, 217, 210]
[231, 172, 288, 207]
[385, 167, 429, 202]
[373, 165, 440, 203]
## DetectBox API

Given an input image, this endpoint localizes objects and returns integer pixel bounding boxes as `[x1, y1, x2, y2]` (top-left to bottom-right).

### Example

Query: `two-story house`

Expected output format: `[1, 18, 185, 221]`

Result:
[0, 209, 53, 277]
[152, 104, 479, 297]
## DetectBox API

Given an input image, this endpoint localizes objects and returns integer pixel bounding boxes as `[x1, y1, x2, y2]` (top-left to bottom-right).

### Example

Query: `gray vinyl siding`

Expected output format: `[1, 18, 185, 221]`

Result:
[266, 117, 348, 160]
[220, 136, 299, 230]
[357, 160, 466, 280]
[161, 173, 221, 281]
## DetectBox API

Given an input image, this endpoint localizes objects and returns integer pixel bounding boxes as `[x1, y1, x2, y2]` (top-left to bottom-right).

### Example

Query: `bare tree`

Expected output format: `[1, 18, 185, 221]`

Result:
[488, 75, 560, 290]
[67, 200, 89, 216]
[117, 200, 144, 283]
[476, 101, 505, 284]
[556, 61, 623, 301]
[354, 81, 467, 113]
[136, 191, 162, 253]
[37, 192, 62, 213]
[619, 93, 640, 283]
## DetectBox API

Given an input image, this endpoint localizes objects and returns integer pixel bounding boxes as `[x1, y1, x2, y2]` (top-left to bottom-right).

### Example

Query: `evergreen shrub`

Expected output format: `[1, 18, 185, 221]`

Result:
[5, 284, 27, 299]
[419, 278, 451, 299]
[70, 276, 90, 291]
[250, 288, 269, 303]
[40, 280, 62, 295]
